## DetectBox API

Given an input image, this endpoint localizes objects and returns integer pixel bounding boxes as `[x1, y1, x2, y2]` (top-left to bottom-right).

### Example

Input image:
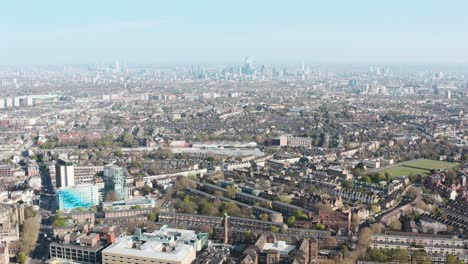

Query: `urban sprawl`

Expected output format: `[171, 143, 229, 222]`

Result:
[0, 59, 467, 264]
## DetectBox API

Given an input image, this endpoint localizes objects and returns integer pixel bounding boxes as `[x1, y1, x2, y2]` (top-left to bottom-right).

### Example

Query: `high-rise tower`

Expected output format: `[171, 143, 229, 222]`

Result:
[104, 165, 126, 201]
[55, 159, 74, 188]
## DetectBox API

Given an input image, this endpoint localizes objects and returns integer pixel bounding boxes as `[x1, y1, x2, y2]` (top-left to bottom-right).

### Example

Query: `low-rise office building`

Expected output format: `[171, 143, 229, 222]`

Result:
[102, 226, 208, 264]
[50, 233, 104, 264]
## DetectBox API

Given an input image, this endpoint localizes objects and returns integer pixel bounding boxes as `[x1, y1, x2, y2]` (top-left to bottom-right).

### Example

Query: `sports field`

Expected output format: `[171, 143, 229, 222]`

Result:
[382, 166, 430, 177]
[404, 159, 459, 170]
[373, 159, 458, 178]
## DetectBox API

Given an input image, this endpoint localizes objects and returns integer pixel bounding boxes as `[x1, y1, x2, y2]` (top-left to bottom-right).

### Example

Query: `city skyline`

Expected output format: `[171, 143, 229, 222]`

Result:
[1, 0, 467, 65]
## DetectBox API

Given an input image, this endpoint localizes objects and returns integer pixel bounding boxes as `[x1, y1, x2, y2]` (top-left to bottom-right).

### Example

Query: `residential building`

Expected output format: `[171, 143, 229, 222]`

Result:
[370, 232, 467, 259]
[104, 165, 126, 201]
[56, 159, 75, 188]
[0, 165, 13, 178]
[56, 184, 99, 210]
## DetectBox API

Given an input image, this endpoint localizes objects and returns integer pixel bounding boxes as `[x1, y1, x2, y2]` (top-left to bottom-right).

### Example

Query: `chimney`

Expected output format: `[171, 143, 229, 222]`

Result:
[223, 213, 229, 244]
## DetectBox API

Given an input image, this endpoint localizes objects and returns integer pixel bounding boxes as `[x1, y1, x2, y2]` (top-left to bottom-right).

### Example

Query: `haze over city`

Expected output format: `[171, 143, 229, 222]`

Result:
[1, 0, 468, 65]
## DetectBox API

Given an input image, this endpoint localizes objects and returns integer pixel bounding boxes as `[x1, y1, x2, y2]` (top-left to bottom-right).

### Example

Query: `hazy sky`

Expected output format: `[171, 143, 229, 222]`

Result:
[1, 0, 467, 65]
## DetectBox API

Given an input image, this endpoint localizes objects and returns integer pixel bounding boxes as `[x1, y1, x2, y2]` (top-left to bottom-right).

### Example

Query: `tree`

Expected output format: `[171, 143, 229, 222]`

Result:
[143, 185, 152, 195]
[371, 205, 381, 214]
[199, 200, 219, 216]
[408, 173, 419, 183]
[351, 213, 360, 229]
[407, 186, 420, 198]
[222, 202, 247, 218]
[384, 171, 392, 181]
[372, 223, 382, 234]
[52, 215, 67, 227]
[376, 172, 386, 182]
[148, 212, 157, 222]
[90, 205, 98, 212]
[113, 149, 123, 157]
[18, 251, 27, 264]
[287, 216, 296, 227]
[368, 249, 389, 262]
[260, 213, 269, 221]
[147, 164, 160, 175]
[24, 206, 37, 218]
[446, 254, 463, 264]
[357, 227, 372, 247]
[391, 249, 409, 263]
[293, 210, 309, 221]
[269, 226, 279, 233]
[341, 245, 349, 256]
[225, 186, 238, 199]
[389, 219, 402, 231]
[412, 250, 431, 264]
[21, 215, 40, 254]
[105, 191, 119, 202]
[315, 223, 325, 230]
[119, 132, 138, 147]
[277, 195, 292, 204]
[245, 230, 253, 243]
[341, 180, 354, 189]
[362, 176, 372, 183]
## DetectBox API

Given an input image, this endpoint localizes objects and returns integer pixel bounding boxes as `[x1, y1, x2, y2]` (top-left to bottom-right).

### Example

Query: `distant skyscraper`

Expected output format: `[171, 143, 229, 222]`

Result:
[245, 56, 253, 69]
[242, 56, 254, 75]
[55, 159, 75, 188]
[104, 165, 126, 201]
[114, 60, 120, 73]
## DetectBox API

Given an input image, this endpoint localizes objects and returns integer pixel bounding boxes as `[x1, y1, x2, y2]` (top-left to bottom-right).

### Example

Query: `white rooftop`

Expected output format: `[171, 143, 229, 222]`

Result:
[262, 241, 296, 254]
[102, 227, 198, 261]
[103, 236, 195, 261]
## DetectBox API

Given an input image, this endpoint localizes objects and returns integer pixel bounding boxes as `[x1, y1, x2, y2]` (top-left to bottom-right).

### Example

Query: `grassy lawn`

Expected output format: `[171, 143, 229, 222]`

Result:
[404, 159, 459, 170]
[371, 159, 459, 178]
[382, 166, 430, 177]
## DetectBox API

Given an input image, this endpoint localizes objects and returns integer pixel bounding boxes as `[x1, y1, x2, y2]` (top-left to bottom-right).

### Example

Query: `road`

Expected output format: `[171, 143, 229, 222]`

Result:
[28, 165, 55, 263]
[39, 168, 57, 212]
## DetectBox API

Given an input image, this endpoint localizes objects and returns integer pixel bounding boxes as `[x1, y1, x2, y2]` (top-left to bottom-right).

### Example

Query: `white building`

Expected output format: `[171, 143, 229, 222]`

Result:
[55, 159, 75, 188]
[102, 226, 208, 264]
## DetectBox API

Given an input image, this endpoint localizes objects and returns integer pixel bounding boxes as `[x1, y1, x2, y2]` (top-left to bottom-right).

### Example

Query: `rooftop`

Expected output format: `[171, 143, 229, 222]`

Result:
[102, 227, 199, 261]
[262, 241, 296, 255]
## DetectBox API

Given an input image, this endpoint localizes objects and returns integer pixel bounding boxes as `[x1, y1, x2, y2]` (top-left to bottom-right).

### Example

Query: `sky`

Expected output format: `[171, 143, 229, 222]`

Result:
[0, 0, 467, 65]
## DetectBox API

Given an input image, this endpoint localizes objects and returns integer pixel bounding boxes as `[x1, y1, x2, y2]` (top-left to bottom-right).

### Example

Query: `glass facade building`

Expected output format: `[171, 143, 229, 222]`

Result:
[103, 165, 126, 201]
[56, 184, 99, 210]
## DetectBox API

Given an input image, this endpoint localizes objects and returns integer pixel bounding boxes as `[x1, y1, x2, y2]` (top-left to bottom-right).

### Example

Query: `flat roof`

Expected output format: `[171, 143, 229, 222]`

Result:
[50, 242, 103, 252]
[102, 236, 194, 261]
[263, 241, 296, 254]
